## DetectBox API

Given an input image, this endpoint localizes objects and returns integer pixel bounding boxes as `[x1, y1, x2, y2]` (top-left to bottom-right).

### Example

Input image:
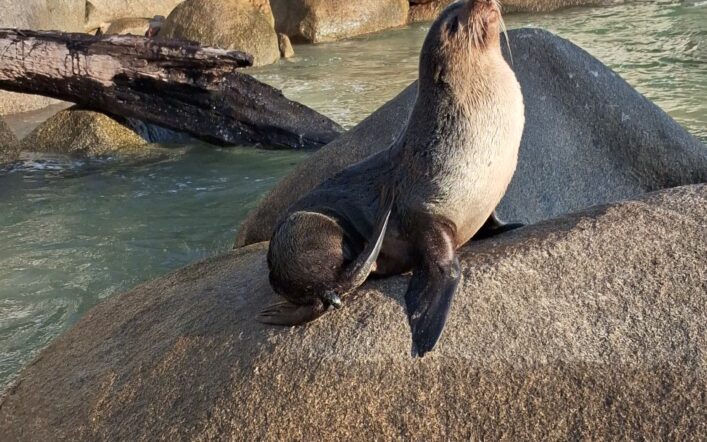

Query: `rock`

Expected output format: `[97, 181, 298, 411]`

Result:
[104, 18, 151, 36]
[21, 108, 147, 156]
[234, 28, 707, 248]
[408, 0, 454, 23]
[408, 0, 623, 22]
[147, 16, 166, 38]
[247, 0, 276, 28]
[84, 0, 184, 32]
[0, 0, 85, 32]
[0, 91, 62, 116]
[271, 0, 409, 43]
[2, 185, 706, 440]
[0, 116, 19, 164]
[122, 118, 194, 144]
[0, 0, 83, 113]
[159, 0, 280, 67]
[278, 33, 295, 58]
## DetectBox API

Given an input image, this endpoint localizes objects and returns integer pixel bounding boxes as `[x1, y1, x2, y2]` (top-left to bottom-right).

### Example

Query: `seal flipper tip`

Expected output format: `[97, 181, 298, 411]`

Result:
[257, 300, 327, 326]
[474, 211, 524, 240]
[405, 255, 461, 357]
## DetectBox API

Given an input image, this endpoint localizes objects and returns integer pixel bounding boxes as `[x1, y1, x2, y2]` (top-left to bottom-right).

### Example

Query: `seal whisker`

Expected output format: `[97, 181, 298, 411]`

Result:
[500, 16, 513, 65]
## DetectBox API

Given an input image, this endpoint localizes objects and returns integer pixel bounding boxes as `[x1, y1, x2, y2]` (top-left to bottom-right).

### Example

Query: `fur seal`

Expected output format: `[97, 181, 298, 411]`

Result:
[259, 0, 525, 357]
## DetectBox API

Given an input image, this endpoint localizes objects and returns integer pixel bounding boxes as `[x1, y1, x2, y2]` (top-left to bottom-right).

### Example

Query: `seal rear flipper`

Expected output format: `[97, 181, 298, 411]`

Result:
[336, 185, 395, 294]
[405, 255, 461, 357]
[473, 211, 524, 240]
[257, 300, 327, 326]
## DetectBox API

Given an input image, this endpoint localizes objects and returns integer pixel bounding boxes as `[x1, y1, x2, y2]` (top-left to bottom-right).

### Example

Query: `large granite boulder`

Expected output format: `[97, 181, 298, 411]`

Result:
[0, 0, 84, 114]
[0, 0, 85, 32]
[271, 0, 409, 43]
[84, 0, 184, 32]
[21, 108, 147, 156]
[235, 28, 707, 248]
[409, 0, 623, 23]
[2, 185, 705, 440]
[0, 116, 19, 165]
[159, 0, 280, 67]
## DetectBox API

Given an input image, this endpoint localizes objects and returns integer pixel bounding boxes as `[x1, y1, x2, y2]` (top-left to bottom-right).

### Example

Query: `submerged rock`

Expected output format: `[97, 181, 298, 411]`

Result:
[21, 108, 147, 157]
[2, 185, 705, 440]
[0, 117, 19, 165]
[235, 28, 707, 248]
[271, 0, 409, 43]
[159, 0, 280, 67]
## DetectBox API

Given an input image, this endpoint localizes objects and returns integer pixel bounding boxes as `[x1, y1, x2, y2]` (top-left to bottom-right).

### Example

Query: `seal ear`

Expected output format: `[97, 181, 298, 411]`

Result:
[257, 300, 327, 326]
[404, 222, 461, 357]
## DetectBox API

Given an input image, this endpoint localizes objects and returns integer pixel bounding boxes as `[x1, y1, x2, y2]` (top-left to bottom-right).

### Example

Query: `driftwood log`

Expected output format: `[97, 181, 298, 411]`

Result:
[0, 29, 343, 149]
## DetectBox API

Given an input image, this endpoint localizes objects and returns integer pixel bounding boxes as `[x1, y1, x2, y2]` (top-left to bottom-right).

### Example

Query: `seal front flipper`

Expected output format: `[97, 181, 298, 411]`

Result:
[258, 185, 394, 327]
[257, 300, 328, 326]
[473, 211, 524, 240]
[335, 185, 395, 294]
[404, 222, 461, 357]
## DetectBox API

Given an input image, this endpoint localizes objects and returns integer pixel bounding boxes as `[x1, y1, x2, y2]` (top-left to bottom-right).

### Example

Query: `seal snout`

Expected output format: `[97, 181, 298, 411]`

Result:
[460, 0, 502, 48]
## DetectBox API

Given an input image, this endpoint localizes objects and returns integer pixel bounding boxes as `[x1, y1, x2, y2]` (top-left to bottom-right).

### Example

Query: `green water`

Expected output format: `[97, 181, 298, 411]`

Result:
[0, 0, 705, 390]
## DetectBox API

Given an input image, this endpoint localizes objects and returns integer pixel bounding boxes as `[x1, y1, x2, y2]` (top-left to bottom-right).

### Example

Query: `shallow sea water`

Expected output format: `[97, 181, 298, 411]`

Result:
[0, 0, 705, 389]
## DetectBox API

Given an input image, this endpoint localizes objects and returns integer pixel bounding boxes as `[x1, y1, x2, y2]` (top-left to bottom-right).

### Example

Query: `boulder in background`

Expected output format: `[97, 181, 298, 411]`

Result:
[271, 0, 409, 43]
[84, 0, 184, 32]
[159, 0, 280, 67]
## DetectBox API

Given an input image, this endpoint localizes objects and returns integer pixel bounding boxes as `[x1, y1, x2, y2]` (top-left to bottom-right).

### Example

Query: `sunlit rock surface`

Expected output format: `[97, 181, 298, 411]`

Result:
[159, 0, 280, 66]
[271, 0, 410, 43]
[1, 185, 705, 440]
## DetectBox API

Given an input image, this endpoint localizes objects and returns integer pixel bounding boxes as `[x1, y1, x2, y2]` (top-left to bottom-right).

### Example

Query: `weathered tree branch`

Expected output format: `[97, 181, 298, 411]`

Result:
[0, 29, 343, 149]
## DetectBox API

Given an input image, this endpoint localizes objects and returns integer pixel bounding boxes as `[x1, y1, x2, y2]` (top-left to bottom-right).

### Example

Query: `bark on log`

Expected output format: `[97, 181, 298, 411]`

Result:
[0, 29, 343, 149]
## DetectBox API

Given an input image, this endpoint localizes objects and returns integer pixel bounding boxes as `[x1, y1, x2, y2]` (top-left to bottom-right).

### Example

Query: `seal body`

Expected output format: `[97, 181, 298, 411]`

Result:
[260, 0, 525, 356]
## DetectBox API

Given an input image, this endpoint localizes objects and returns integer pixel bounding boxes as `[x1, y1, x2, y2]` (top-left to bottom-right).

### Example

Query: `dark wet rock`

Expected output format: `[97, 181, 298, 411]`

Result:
[122, 118, 194, 144]
[235, 28, 707, 248]
[159, 0, 280, 67]
[2, 185, 706, 440]
[271, 0, 409, 43]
